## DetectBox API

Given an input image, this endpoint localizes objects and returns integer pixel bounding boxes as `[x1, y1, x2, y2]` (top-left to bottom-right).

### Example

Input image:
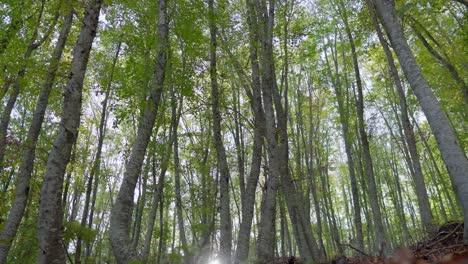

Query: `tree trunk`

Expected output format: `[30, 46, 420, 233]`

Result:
[338, 0, 386, 253]
[208, 0, 232, 262]
[109, 0, 168, 262]
[234, 0, 264, 262]
[324, 39, 364, 253]
[142, 157, 164, 264]
[173, 91, 188, 259]
[254, 0, 281, 261]
[0, 2, 73, 262]
[37, 1, 102, 263]
[373, 0, 468, 243]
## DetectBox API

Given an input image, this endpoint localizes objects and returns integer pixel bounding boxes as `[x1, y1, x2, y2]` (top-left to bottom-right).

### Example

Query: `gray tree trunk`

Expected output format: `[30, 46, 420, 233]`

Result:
[0, 2, 73, 263]
[172, 91, 188, 259]
[142, 158, 165, 264]
[234, 0, 264, 262]
[373, 0, 468, 243]
[255, 1, 322, 262]
[254, 0, 281, 261]
[208, 0, 232, 262]
[37, 1, 102, 263]
[109, 0, 168, 262]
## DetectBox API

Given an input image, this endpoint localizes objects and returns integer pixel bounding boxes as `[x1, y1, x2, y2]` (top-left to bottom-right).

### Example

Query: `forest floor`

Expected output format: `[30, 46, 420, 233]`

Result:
[271, 222, 468, 264]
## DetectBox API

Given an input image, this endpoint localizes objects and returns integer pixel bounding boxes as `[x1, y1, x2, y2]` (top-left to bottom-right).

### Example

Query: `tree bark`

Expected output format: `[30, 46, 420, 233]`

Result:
[254, 0, 281, 261]
[37, 1, 102, 263]
[373, 0, 468, 243]
[109, 0, 168, 262]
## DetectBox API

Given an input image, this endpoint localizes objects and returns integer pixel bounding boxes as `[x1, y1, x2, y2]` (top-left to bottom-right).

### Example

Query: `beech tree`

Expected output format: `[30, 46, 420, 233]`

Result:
[37, 0, 102, 263]
[109, 0, 168, 262]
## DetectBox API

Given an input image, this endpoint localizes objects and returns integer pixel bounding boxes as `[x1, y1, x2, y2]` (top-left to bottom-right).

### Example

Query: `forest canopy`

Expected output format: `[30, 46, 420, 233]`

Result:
[0, 0, 467, 263]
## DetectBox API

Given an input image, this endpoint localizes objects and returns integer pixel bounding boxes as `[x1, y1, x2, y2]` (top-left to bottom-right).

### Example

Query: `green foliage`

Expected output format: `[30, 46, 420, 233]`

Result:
[63, 221, 98, 242]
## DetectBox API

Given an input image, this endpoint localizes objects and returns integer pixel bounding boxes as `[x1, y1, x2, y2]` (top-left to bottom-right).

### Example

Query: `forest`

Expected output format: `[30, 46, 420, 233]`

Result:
[0, 0, 467, 263]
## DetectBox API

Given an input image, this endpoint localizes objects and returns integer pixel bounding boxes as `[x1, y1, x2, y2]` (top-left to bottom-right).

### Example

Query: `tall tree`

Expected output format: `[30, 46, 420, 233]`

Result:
[109, 0, 169, 262]
[208, 0, 232, 262]
[172, 90, 188, 260]
[254, 0, 282, 261]
[234, 0, 265, 262]
[37, 0, 102, 263]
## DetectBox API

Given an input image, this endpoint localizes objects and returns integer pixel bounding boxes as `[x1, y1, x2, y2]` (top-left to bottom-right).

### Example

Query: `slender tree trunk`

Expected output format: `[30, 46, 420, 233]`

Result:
[324, 40, 364, 253]
[233, 87, 246, 206]
[208, 0, 232, 262]
[172, 91, 188, 259]
[368, 4, 436, 234]
[234, 0, 264, 262]
[61, 143, 77, 221]
[109, 0, 168, 262]
[142, 157, 164, 264]
[0, 0, 58, 171]
[37, 1, 102, 263]
[373, 0, 468, 243]
[304, 85, 327, 258]
[413, 116, 460, 217]
[0, 2, 73, 262]
[254, 0, 281, 261]
[157, 190, 167, 264]
[76, 40, 120, 264]
[338, 0, 386, 252]
[132, 156, 150, 249]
